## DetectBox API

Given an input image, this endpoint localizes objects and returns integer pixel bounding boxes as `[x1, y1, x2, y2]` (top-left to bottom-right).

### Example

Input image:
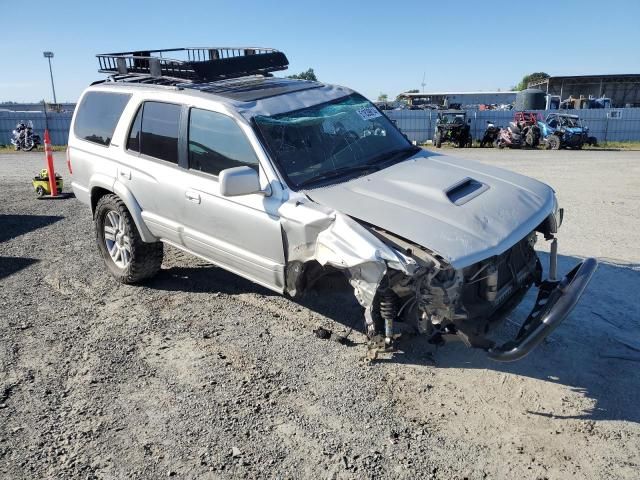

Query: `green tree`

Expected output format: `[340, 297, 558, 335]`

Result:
[287, 68, 318, 81]
[513, 72, 550, 91]
[378, 93, 389, 102]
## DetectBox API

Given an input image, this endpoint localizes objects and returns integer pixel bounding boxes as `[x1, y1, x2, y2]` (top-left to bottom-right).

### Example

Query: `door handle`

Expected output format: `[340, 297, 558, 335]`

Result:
[185, 190, 201, 204]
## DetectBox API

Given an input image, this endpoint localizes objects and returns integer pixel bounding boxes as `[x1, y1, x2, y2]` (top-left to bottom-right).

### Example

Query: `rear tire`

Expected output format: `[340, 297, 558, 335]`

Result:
[94, 194, 163, 284]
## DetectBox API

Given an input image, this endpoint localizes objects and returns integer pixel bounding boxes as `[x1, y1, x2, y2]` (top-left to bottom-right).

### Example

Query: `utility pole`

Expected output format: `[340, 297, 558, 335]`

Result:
[43, 51, 57, 104]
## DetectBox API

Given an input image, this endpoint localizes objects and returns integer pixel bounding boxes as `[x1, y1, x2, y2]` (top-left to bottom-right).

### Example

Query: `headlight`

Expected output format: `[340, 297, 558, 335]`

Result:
[537, 198, 563, 238]
[548, 199, 564, 233]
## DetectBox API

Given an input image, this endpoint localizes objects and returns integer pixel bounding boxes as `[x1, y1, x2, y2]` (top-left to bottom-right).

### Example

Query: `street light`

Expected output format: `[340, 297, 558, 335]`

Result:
[43, 51, 57, 104]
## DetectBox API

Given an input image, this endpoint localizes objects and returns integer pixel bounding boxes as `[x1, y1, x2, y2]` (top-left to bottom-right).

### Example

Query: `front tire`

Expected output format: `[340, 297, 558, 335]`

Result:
[433, 132, 442, 148]
[23, 138, 35, 151]
[94, 194, 163, 284]
[546, 135, 561, 150]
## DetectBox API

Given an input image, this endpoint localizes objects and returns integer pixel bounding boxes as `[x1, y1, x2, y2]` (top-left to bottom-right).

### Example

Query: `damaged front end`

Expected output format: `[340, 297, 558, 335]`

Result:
[280, 198, 597, 362]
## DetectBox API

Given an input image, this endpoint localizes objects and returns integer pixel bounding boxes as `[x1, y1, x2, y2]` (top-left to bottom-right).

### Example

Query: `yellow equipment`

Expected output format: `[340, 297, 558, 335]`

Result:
[32, 169, 63, 197]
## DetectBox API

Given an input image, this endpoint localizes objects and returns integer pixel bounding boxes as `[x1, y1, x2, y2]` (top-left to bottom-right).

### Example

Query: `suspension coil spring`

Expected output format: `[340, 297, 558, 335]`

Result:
[379, 290, 399, 345]
[379, 291, 399, 321]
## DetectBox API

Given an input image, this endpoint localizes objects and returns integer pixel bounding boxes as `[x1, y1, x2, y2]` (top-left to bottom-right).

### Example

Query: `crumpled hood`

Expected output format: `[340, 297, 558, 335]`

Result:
[305, 151, 556, 268]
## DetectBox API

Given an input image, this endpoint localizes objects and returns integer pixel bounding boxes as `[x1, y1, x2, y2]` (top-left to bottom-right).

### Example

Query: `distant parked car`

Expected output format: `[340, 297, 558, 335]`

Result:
[433, 110, 472, 148]
[538, 113, 596, 150]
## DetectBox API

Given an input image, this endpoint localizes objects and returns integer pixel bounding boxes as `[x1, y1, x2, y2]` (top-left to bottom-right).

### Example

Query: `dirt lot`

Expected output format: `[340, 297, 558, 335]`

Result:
[1, 149, 639, 479]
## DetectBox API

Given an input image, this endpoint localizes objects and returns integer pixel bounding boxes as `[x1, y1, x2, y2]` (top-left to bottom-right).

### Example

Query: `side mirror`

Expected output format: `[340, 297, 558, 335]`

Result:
[219, 166, 261, 197]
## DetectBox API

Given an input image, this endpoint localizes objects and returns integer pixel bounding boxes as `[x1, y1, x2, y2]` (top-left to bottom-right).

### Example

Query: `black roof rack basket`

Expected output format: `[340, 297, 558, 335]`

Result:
[97, 47, 289, 82]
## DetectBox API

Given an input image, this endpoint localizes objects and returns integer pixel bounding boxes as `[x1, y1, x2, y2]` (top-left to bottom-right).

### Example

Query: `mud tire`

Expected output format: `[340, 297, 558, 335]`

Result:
[94, 194, 163, 284]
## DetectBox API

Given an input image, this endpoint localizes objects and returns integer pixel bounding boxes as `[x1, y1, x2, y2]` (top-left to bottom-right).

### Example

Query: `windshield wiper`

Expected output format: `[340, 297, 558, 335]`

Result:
[296, 146, 420, 189]
[366, 145, 421, 167]
[297, 164, 381, 189]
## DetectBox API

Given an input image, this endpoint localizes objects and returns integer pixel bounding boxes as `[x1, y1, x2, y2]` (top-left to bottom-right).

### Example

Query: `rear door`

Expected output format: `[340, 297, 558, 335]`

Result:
[120, 100, 191, 245]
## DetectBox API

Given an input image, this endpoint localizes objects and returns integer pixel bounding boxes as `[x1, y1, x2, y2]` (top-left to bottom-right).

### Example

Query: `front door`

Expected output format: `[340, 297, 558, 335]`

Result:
[180, 107, 286, 292]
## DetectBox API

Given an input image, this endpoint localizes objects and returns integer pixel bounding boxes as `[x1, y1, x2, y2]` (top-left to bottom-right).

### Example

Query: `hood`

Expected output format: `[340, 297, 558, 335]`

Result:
[305, 151, 556, 268]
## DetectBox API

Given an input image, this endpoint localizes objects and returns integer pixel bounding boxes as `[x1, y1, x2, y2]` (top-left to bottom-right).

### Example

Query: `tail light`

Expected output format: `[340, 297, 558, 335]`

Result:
[66, 147, 73, 174]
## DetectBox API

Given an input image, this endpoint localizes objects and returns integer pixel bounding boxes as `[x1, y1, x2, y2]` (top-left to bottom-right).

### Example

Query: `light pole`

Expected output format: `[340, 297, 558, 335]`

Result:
[43, 51, 57, 104]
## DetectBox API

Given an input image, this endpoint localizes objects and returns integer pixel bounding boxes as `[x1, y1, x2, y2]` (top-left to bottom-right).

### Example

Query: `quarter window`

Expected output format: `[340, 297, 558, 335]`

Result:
[188, 108, 258, 176]
[139, 102, 181, 164]
[127, 105, 143, 152]
[74, 91, 131, 146]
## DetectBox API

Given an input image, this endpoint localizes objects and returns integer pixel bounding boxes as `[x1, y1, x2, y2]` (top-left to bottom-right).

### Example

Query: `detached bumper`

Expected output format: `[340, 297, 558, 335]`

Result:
[487, 257, 598, 362]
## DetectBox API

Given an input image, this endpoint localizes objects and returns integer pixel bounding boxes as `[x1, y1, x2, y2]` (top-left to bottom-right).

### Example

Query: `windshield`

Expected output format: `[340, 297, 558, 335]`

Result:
[438, 114, 465, 124]
[254, 94, 417, 189]
[560, 116, 581, 128]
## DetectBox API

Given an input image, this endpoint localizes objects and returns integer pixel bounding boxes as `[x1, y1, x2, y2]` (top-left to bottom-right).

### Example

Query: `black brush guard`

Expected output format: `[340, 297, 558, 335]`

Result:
[487, 257, 598, 362]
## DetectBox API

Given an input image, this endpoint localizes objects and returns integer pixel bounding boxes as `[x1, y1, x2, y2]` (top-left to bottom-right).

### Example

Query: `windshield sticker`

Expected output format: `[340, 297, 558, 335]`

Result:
[356, 107, 382, 121]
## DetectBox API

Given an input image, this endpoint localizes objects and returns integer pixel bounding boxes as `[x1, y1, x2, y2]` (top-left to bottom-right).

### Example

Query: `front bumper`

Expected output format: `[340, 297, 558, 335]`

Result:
[487, 257, 598, 362]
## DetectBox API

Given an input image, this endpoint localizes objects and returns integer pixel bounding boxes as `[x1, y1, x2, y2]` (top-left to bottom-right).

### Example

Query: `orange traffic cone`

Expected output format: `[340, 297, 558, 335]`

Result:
[44, 129, 59, 197]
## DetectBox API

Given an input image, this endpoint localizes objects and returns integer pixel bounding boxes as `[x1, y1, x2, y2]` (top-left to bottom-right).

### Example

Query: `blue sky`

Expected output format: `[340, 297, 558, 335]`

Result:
[1, 0, 639, 103]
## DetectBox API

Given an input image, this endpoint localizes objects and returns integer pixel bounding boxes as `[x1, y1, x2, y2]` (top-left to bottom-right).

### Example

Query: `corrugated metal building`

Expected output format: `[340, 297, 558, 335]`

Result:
[397, 91, 516, 108]
[528, 74, 640, 108]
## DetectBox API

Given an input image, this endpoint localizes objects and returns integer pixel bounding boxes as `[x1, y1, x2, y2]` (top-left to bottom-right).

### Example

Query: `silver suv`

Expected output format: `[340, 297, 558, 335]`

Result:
[69, 47, 596, 361]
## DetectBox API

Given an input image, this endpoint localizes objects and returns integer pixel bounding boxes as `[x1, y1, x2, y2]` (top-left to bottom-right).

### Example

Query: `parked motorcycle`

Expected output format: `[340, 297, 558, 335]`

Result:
[10, 121, 41, 151]
[521, 123, 541, 148]
[495, 122, 524, 149]
[480, 121, 500, 147]
[514, 112, 541, 148]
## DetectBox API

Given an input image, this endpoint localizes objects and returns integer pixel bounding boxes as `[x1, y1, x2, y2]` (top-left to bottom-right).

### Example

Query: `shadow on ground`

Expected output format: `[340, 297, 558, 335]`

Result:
[0, 214, 63, 244]
[147, 252, 640, 424]
[0, 257, 39, 280]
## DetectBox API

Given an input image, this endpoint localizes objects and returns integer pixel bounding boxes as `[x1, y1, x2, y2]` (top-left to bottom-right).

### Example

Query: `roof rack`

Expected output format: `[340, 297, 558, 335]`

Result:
[96, 47, 289, 83]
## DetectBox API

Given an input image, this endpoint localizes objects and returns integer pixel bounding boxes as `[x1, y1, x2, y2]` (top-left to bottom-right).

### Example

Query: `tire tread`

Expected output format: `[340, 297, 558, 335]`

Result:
[95, 194, 163, 284]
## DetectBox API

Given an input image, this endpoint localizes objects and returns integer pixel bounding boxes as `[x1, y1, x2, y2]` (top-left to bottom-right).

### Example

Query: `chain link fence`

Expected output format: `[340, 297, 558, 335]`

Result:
[0, 111, 72, 146]
[386, 108, 640, 144]
[2, 107, 640, 147]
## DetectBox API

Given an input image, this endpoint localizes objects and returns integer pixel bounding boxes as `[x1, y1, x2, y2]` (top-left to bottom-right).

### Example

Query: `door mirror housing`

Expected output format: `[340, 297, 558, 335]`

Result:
[219, 166, 262, 197]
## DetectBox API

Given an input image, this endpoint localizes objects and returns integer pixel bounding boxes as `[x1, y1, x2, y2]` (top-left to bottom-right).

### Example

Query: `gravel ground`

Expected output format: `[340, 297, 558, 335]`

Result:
[1, 150, 639, 479]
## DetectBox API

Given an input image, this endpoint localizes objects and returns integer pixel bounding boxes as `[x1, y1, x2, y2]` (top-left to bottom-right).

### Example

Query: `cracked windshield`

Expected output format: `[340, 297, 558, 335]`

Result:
[254, 94, 418, 189]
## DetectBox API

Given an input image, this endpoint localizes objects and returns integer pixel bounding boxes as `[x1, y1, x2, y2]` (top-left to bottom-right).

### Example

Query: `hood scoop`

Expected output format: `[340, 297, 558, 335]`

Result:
[446, 178, 489, 206]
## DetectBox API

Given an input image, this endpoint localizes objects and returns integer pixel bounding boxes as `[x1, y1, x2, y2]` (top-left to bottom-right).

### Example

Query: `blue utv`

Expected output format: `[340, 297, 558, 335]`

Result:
[538, 113, 597, 150]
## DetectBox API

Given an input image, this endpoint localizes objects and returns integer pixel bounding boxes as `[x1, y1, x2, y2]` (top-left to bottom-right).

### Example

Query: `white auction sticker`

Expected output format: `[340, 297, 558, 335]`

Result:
[356, 107, 382, 121]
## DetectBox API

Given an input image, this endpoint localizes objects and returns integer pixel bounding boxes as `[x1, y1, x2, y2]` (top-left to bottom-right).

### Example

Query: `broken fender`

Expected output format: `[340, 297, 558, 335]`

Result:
[279, 198, 416, 308]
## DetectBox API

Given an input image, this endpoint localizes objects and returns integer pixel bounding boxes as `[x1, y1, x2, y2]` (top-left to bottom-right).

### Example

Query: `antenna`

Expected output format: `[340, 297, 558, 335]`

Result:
[421, 72, 426, 92]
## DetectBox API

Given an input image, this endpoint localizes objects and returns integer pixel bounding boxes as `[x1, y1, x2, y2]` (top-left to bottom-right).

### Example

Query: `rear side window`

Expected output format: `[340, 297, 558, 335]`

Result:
[188, 108, 258, 176]
[139, 102, 181, 164]
[74, 91, 131, 146]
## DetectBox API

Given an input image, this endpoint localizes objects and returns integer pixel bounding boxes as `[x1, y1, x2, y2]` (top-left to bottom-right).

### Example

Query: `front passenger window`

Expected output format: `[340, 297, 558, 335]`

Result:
[188, 108, 259, 176]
